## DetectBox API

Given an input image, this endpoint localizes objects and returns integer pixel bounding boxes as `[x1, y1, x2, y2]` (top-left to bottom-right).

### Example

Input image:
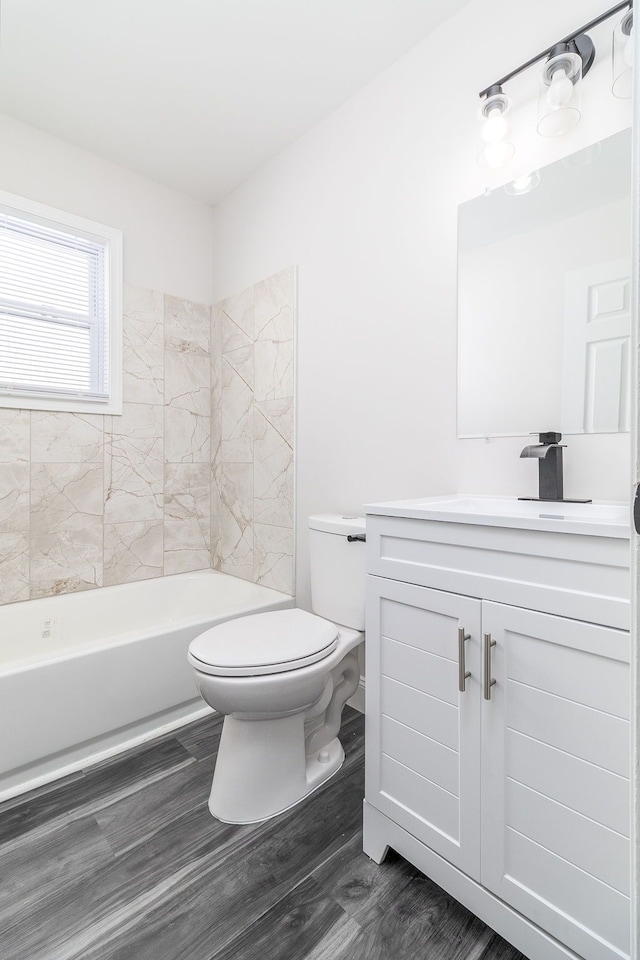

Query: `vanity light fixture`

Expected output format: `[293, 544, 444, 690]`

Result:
[478, 1, 632, 153]
[537, 39, 591, 137]
[612, 8, 634, 97]
[478, 86, 515, 168]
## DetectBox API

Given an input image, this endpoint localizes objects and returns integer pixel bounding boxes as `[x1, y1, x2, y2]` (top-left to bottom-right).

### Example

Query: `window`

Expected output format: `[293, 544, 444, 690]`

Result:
[0, 191, 123, 414]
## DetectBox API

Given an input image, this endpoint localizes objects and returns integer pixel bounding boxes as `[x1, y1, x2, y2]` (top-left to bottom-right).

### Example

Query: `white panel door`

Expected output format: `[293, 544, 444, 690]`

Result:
[561, 257, 631, 433]
[365, 576, 482, 879]
[481, 600, 631, 960]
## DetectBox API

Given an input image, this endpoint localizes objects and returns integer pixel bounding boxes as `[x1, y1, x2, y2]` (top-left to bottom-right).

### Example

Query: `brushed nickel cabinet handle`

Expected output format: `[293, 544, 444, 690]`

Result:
[483, 632, 497, 701]
[458, 627, 471, 692]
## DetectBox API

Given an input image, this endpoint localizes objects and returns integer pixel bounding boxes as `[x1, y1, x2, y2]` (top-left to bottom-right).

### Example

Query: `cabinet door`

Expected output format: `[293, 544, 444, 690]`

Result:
[481, 601, 630, 960]
[365, 576, 482, 879]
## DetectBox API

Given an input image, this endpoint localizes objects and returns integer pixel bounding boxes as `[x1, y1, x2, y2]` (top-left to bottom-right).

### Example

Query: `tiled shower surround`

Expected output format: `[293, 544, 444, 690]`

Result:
[212, 268, 295, 593]
[0, 268, 295, 604]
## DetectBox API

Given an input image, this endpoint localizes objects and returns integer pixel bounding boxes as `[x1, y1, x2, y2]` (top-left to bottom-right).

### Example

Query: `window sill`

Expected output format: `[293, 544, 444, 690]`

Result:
[0, 394, 123, 415]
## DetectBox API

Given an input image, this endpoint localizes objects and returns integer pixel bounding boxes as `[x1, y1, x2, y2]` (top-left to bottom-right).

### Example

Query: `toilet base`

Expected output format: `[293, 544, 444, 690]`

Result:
[208, 713, 345, 824]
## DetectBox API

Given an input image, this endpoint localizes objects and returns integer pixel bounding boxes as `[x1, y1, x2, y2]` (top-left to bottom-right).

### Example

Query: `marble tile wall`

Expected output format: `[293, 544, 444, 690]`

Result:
[0, 269, 296, 605]
[212, 267, 295, 596]
[0, 285, 212, 603]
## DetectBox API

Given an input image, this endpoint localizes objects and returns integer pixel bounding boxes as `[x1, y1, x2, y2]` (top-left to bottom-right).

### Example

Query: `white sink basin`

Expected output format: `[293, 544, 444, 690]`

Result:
[365, 495, 630, 537]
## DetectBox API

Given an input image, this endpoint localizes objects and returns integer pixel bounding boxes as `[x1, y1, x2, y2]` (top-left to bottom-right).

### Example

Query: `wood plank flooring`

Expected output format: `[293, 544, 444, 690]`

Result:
[0, 707, 526, 960]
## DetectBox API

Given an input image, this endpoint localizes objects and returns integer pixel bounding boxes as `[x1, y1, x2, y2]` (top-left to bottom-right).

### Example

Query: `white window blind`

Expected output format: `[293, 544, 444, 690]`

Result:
[0, 194, 122, 414]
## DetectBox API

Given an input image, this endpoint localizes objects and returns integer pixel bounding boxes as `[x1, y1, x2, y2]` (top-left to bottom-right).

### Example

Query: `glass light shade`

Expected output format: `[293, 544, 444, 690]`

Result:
[537, 51, 582, 137]
[482, 140, 515, 168]
[477, 90, 514, 169]
[504, 171, 541, 196]
[612, 10, 633, 99]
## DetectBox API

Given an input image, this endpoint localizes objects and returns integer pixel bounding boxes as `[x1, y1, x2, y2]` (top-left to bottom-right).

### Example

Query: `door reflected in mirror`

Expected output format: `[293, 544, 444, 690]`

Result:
[457, 128, 631, 438]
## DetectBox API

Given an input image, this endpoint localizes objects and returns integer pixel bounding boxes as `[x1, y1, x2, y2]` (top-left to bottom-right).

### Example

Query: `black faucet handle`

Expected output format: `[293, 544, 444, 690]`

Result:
[536, 431, 562, 444]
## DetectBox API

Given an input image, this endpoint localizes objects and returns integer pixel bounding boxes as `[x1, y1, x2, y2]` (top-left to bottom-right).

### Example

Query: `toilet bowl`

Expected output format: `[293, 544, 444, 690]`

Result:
[187, 514, 366, 824]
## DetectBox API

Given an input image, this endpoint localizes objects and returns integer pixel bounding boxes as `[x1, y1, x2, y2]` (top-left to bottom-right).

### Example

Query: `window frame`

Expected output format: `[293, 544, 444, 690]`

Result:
[0, 190, 123, 415]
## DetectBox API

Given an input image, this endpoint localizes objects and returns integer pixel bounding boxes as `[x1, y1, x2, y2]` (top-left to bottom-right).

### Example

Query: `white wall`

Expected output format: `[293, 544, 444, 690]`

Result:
[0, 113, 214, 303]
[207, 0, 634, 608]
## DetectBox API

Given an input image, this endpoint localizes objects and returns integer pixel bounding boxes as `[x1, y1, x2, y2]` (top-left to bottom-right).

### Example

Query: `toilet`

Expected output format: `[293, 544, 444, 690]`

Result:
[187, 514, 366, 824]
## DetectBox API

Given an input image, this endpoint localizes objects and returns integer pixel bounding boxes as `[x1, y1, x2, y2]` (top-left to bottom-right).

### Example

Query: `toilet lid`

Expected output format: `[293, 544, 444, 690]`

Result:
[188, 608, 339, 677]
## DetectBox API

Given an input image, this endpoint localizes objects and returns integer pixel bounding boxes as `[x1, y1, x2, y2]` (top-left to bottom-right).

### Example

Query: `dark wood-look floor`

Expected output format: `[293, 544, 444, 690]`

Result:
[0, 707, 526, 960]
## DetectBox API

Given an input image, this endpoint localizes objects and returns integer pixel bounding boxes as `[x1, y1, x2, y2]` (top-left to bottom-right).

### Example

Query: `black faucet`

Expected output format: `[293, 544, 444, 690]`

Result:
[519, 431, 564, 500]
[518, 431, 591, 503]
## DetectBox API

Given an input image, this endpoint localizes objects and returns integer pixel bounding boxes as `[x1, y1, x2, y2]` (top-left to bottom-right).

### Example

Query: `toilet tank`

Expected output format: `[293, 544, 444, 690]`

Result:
[308, 514, 366, 630]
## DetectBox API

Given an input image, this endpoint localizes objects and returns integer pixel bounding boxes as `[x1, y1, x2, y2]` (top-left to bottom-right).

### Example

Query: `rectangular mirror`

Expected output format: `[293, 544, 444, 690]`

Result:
[457, 128, 631, 438]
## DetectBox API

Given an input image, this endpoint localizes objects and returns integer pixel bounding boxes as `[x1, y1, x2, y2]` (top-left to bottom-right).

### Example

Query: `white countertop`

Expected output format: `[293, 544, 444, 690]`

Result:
[364, 494, 631, 539]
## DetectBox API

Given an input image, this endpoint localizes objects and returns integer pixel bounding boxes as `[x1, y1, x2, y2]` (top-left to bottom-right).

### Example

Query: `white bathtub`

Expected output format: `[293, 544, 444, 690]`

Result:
[0, 570, 294, 800]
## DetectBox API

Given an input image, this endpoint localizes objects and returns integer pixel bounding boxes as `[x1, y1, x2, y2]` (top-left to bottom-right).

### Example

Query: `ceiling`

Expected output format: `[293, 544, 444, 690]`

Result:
[0, 0, 469, 205]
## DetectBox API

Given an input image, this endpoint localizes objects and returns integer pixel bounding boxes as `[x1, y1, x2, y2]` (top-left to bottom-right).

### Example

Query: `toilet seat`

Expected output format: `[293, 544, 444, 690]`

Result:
[188, 608, 339, 677]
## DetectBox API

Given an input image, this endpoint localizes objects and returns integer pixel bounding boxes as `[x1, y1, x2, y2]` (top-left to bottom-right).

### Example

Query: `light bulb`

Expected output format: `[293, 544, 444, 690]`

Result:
[482, 109, 508, 144]
[546, 68, 574, 108]
[477, 90, 513, 169]
[483, 141, 514, 168]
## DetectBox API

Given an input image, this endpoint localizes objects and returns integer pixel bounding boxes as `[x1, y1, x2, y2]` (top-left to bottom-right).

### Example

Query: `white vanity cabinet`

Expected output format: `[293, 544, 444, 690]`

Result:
[365, 578, 483, 878]
[363, 502, 631, 960]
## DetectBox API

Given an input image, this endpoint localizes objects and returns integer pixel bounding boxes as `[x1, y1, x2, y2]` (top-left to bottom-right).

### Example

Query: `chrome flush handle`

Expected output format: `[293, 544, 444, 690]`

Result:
[483, 633, 497, 700]
[458, 627, 471, 693]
